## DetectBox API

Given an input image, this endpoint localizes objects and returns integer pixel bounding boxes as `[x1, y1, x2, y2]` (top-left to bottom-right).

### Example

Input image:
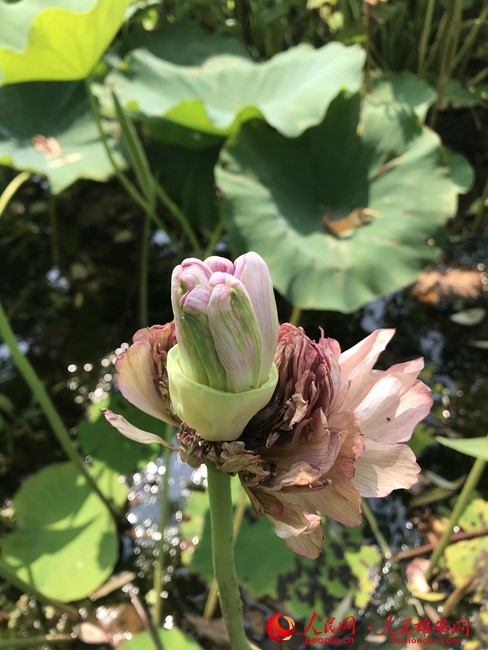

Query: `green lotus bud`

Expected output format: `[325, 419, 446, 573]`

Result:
[169, 253, 279, 441]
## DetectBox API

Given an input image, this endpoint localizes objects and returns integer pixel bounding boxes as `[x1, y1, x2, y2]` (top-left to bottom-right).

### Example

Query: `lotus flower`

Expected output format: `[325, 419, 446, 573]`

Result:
[182, 324, 432, 559]
[103, 253, 432, 559]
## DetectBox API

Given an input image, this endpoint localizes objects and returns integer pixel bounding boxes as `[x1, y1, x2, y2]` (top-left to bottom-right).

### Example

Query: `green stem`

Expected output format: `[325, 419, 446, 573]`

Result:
[362, 499, 391, 558]
[425, 454, 486, 581]
[139, 212, 150, 328]
[418, 0, 436, 76]
[152, 442, 172, 628]
[289, 305, 302, 327]
[203, 219, 223, 258]
[205, 463, 250, 650]
[473, 175, 488, 231]
[83, 79, 167, 234]
[154, 181, 201, 256]
[451, 4, 488, 72]
[0, 172, 31, 217]
[204, 483, 248, 620]
[0, 636, 72, 648]
[0, 564, 77, 617]
[0, 300, 118, 523]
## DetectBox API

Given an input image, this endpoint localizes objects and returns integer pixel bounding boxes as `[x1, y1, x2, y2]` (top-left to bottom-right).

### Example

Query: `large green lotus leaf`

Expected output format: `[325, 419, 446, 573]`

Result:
[216, 93, 472, 312]
[108, 42, 365, 137]
[0, 81, 123, 194]
[0, 0, 131, 85]
[0, 462, 118, 602]
[78, 394, 162, 475]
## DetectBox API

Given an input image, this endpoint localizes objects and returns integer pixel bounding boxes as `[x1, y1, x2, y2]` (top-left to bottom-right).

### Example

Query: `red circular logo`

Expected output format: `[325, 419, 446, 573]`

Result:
[266, 613, 296, 642]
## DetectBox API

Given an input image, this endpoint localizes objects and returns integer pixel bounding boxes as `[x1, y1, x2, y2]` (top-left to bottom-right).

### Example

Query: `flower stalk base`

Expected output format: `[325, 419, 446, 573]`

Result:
[206, 462, 251, 650]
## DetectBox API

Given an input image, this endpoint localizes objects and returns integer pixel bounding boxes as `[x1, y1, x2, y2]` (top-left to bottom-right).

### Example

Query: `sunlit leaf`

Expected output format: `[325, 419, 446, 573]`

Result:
[120, 628, 200, 649]
[216, 93, 472, 312]
[445, 499, 488, 589]
[0, 81, 123, 193]
[0, 0, 131, 85]
[0, 462, 118, 602]
[344, 545, 381, 609]
[108, 41, 365, 137]
[436, 436, 488, 461]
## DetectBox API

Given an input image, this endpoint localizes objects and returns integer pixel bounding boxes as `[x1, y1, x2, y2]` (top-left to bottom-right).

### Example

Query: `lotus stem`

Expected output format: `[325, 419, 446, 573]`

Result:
[204, 483, 248, 619]
[206, 462, 251, 649]
[362, 499, 391, 558]
[289, 305, 302, 327]
[152, 439, 172, 628]
[425, 452, 486, 581]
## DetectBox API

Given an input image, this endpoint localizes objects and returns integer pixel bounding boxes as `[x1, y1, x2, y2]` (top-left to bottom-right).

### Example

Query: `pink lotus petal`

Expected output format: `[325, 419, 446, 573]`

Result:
[116, 336, 171, 423]
[234, 252, 278, 385]
[102, 409, 175, 449]
[204, 255, 235, 274]
[337, 329, 395, 408]
[355, 376, 433, 444]
[353, 438, 420, 497]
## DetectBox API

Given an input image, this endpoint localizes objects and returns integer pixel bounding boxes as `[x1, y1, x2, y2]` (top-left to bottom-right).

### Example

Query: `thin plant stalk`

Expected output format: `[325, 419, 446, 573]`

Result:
[289, 305, 302, 327]
[206, 462, 251, 650]
[362, 499, 391, 558]
[418, 0, 436, 77]
[473, 175, 488, 230]
[0, 300, 118, 523]
[451, 4, 488, 73]
[0, 565, 77, 617]
[203, 219, 223, 258]
[139, 212, 150, 328]
[152, 440, 173, 628]
[204, 483, 248, 620]
[425, 453, 487, 581]
[153, 181, 201, 256]
[0, 172, 30, 217]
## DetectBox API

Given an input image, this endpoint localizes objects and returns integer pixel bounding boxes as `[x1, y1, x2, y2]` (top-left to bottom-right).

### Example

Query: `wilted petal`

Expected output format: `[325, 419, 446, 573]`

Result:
[234, 252, 278, 385]
[207, 281, 263, 392]
[353, 438, 420, 497]
[102, 409, 175, 449]
[116, 329, 173, 423]
[283, 526, 324, 559]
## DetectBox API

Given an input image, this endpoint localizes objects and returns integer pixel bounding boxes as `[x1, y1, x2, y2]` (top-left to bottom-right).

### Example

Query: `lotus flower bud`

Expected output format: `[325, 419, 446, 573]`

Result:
[168, 252, 279, 441]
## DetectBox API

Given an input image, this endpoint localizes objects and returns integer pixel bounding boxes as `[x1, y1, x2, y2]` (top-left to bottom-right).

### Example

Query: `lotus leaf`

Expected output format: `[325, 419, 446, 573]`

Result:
[436, 435, 488, 461]
[120, 628, 200, 649]
[0, 81, 123, 194]
[216, 93, 472, 312]
[108, 41, 365, 137]
[371, 72, 436, 122]
[0, 462, 118, 602]
[0, 0, 131, 85]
